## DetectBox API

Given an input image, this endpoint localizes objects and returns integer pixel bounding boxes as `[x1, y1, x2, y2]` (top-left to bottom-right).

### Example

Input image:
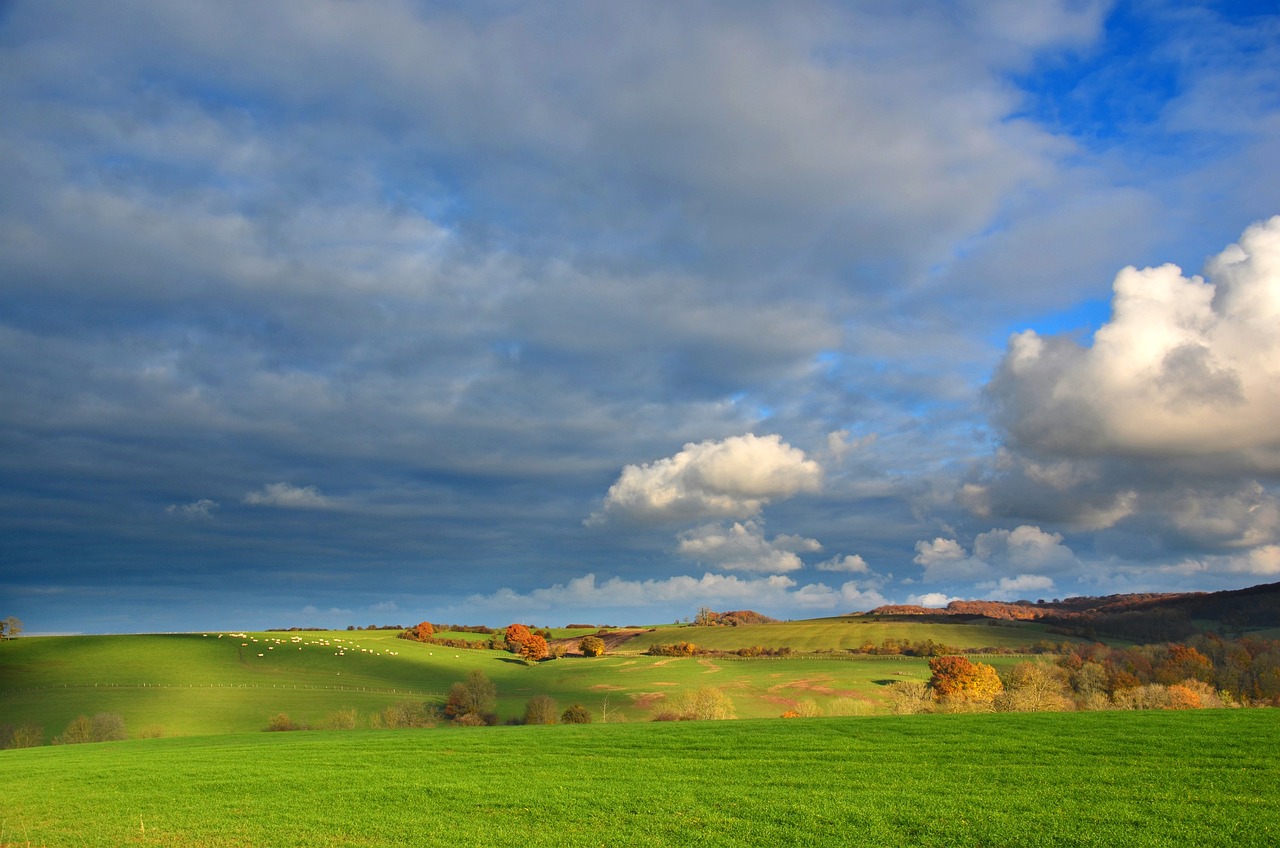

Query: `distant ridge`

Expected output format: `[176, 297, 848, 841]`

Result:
[861, 581, 1280, 641]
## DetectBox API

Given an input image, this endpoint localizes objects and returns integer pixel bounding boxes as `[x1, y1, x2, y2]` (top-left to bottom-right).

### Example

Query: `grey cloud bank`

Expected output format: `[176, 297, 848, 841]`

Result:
[2, 1, 1280, 633]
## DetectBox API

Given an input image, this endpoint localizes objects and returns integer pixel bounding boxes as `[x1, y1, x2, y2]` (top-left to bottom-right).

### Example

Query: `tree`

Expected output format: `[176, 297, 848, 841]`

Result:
[995, 661, 1071, 712]
[694, 607, 720, 626]
[1, 616, 21, 640]
[928, 656, 1003, 707]
[505, 623, 547, 663]
[560, 704, 592, 724]
[504, 623, 532, 652]
[523, 695, 558, 725]
[52, 712, 127, 743]
[518, 634, 549, 664]
[886, 681, 933, 715]
[444, 670, 496, 721]
[412, 621, 434, 641]
[0, 723, 43, 748]
[579, 635, 606, 657]
[53, 715, 96, 745]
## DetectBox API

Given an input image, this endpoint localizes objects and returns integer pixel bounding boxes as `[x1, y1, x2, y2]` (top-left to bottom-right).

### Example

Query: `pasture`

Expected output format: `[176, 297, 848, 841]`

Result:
[621, 615, 1080, 654]
[0, 629, 968, 736]
[3, 710, 1277, 847]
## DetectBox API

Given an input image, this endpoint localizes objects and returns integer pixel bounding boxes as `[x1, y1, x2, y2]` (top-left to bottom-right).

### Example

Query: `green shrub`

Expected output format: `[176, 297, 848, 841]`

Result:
[560, 704, 592, 724]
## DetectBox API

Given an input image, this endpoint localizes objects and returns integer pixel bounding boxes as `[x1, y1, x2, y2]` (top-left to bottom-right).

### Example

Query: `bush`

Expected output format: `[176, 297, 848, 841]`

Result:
[579, 635, 606, 657]
[373, 701, 436, 729]
[445, 670, 497, 721]
[886, 681, 933, 715]
[0, 722, 44, 749]
[560, 704, 592, 724]
[53, 715, 95, 744]
[1113, 684, 1172, 710]
[646, 642, 699, 657]
[265, 712, 303, 732]
[826, 697, 874, 717]
[321, 707, 360, 730]
[54, 713, 127, 744]
[91, 712, 127, 742]
[523, 695, 559, 725]
[452, 712, 493, 727]
[656, 687, 736, 721]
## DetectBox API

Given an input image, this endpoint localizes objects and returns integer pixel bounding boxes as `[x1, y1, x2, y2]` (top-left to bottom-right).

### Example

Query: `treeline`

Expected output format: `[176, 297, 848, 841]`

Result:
[1, 712, 165, 749]
[646, 642, 793, 658]
[396, 622, 563, 660]
[644, 637, 1072, 659]
[265, 670, 595, 732]
[1058, 635, 1280, 705]
[888, 635, 1280, 715]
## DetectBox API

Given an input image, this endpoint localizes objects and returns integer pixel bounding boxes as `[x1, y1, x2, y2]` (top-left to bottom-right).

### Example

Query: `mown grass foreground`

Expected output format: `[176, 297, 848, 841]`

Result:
[4, 710, 1277, 847]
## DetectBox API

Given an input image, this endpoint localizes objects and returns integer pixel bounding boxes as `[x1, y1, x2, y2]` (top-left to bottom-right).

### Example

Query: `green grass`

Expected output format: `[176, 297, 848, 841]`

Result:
[620, 616, 1081, 653]
[0, 631, 963, 736]
[2, 710, 1276, 847]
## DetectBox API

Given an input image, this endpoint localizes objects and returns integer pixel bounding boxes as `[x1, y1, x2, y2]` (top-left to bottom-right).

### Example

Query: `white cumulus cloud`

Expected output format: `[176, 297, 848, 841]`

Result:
[906, 592, 960, 608]
[676, 520, 821, 573]
[815, 554, 870, 573]
[914, 525, 1077, 583]
[462, 571, 885, 616]
[590, 433, 822, 524]
[990, 216, 1280, 468]
[978, 573, 1056, 601]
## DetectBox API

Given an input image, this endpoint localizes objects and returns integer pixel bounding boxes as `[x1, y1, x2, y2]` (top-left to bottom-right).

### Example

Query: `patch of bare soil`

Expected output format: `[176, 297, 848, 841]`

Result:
[768, 676, 856, 697]
[697, 658, 721, 673]
[628, 692, 667, 709]
[550, 628, 650, 656]
[589, 684, 624, 691]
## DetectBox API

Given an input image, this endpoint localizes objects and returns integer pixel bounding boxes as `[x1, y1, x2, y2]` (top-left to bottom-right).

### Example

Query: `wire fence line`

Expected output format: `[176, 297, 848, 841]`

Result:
[0, 682, 443, 697]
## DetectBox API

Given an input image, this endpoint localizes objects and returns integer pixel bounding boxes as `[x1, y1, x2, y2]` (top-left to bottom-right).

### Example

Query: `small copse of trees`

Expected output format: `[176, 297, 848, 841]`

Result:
[504, 623, 549, 663]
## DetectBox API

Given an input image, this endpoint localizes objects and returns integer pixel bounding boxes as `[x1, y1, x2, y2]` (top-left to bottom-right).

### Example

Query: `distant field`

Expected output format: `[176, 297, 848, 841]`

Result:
[0, 630, 954, 736]
[619, 615, 1081, 653]
[3, 710, 1276, 847]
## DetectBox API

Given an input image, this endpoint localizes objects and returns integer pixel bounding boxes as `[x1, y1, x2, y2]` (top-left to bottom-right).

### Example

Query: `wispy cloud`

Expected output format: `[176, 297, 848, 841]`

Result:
[243, 483, 333, 509]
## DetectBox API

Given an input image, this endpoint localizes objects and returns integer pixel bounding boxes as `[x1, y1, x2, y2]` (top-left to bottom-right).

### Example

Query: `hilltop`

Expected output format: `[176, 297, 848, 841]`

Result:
[862, 580, 1280, 642]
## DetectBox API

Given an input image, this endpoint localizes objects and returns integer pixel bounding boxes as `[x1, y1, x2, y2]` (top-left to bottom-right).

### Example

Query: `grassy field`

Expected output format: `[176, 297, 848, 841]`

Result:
[1, 629, 1010, 736]
[2, 710, 1276, 847]
[620, 615, 1080, 654]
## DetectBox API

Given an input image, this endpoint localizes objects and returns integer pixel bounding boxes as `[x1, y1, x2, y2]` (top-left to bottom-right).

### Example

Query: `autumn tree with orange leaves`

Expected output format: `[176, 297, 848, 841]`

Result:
[504, 623, 548, 664]
[928, 655, 1004, 707]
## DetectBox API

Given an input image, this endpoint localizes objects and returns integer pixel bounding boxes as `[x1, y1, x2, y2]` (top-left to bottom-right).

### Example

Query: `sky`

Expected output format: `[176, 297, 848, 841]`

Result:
[3, 1, 1280, 634]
